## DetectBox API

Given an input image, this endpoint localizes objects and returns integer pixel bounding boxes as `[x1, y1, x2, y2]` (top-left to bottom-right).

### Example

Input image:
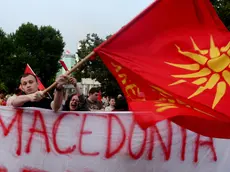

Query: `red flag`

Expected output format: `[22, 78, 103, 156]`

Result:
[98, 91, 102, 102]
[66, 50, 71, 54]
[59, 60, 69, 71]
[22, 64, 45, 91]
[94, 0, 230, 138]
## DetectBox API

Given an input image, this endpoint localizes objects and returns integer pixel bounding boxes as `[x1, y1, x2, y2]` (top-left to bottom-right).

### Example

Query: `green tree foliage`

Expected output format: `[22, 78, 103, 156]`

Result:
[0, 23, 65, 92]
[12, 23, 65, 87]
[75, 34, 122, 97]
[0, 29, 14, 92]
[211, 0, 230, 30]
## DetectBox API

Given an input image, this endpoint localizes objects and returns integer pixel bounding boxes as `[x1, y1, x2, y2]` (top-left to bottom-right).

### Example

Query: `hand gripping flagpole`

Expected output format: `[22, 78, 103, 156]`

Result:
[42, 51, 95, 95]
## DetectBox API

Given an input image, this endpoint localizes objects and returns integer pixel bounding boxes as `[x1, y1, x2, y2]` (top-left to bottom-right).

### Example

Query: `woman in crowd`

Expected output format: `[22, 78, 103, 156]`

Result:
[62, 93, 87, 111]
[62, 77, 88, 111]
[105, 97, 116, 111]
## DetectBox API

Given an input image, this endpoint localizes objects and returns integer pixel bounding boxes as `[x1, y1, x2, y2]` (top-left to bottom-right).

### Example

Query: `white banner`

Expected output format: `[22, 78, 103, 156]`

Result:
[0, 106, 228, 172]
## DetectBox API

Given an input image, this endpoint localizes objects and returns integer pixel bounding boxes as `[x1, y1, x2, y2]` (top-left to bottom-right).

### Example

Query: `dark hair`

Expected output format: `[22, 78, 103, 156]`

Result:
[114, 97, 128, 111]
[14, 88, 22, 95]
[62, 94, 78, 111]
[21, 73, 37, 82]
[109, 97, 115, 101]
[89, 87, 99, 94]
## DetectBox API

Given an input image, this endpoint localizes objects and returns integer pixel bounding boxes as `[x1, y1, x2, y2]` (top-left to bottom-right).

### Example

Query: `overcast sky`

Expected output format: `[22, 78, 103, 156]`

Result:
[0, 0, 153, 53]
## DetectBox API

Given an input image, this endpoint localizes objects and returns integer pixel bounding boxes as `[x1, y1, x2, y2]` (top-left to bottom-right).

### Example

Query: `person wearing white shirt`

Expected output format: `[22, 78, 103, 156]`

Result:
[105, 97, 116, 111]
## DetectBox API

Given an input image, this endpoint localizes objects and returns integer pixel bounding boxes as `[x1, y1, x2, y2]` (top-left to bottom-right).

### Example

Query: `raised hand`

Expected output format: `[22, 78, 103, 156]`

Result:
[69, 77, 77, 87]
[56, 75, 69, 89]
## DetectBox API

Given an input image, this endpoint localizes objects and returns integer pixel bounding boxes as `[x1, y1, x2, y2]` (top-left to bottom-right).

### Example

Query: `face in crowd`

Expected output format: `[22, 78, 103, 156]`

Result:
[109, 98, 116, 106]
[20, 74, 38, 94]
[69, 94, 80, 111]
[88, 88, 99, 102]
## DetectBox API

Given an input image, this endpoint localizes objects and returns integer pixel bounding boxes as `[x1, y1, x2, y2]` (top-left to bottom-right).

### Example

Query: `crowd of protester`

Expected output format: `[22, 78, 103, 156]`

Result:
[0, 73, 128, 112]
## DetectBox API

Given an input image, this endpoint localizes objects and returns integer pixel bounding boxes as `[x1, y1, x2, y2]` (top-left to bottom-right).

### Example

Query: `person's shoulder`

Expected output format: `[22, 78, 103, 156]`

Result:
[105, 106, 110, 111]
[86, 98, 93, 105]
[78, 94, 86, 102]
[97, 101, 103, 107]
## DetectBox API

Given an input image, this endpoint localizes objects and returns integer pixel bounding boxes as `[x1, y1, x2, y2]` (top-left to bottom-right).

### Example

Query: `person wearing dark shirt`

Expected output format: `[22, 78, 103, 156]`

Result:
[113, 96, 128, 111]
[11, 73, 67, 110]
[22, 98, 52, 109]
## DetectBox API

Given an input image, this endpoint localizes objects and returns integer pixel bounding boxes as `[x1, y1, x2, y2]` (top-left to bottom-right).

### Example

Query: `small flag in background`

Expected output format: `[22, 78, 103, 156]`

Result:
[59, 60, 69, 71]
[98, 90, 102, 102]
[66, 50, 71, 54]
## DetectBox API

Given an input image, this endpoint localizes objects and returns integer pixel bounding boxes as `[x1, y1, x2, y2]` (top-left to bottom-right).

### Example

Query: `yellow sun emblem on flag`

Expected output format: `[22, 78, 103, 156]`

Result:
[165, 36, 230, 109]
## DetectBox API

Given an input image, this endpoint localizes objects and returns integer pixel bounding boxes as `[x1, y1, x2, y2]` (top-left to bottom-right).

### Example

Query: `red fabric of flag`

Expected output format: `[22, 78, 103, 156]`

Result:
[60, 60, 69, 71]
[98, 91, 102, 102]
[23, 64, 45, 91]
[94, 0, 230, 138]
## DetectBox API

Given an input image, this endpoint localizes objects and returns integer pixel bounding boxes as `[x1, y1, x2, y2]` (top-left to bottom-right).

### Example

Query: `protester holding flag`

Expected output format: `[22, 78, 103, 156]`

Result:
[60, 86, 103, 111]
[11, 73, 67, 110]
[62, 94, 81, 111]
[58, 77, 88, 111]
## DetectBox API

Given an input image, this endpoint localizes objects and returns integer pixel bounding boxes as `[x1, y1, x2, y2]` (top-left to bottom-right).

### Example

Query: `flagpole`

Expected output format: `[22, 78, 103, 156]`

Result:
[42, 51, 95, 95]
